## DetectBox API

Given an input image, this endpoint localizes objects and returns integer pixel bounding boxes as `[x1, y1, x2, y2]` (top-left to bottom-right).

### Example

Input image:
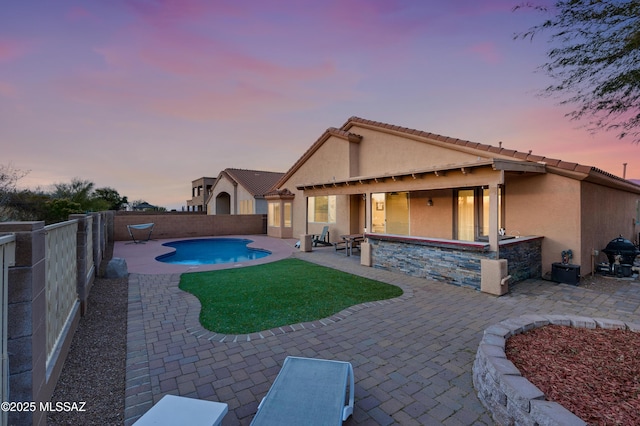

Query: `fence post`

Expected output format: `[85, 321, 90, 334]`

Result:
[0, 221, 46, 426]
[91, 213, 103, 276]
[70, 214, 94, 316]
[1, 234, 16, 426]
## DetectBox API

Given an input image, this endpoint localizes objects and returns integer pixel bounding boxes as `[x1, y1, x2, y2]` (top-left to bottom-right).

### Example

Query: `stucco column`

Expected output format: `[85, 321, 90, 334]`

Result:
[364, 193, 371, 234]
[488, 184, 499, 257]
[304, 196, 309, 235]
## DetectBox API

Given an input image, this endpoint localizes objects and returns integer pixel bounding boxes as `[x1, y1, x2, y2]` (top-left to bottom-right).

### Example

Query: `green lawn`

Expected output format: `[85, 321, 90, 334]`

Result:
[179, 258, 403, 334]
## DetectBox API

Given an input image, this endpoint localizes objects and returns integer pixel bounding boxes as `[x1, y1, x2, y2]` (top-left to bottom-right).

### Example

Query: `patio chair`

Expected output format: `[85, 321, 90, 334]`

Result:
[126, 223, 155, 244]
[312, 226, 331, 247]
[251, 356, 354, 425]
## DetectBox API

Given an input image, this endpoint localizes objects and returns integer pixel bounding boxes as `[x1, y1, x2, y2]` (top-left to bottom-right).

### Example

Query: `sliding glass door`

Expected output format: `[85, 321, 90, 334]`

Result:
[371, 192, 410, 235]
[457, 189, 475, 241]
[456, 187, 503, 241]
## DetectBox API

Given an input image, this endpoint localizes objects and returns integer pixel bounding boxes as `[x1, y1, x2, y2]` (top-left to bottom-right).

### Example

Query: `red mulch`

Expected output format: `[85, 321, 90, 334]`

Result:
[506, 325, 640, 426]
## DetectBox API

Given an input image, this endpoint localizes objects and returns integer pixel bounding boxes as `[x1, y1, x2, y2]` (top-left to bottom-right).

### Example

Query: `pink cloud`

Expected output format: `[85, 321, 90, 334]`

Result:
[65, 6, 95, 22]
[0, 38, 29, 62]
[466, 42, 502, 64]
[125, 0, 244, 28]
[0, 81, 18, 98]
[148, 84, 294, 121]
[505, 105, 640, 178]
[57, 2, 364, 121]
[60, 59, 351, 122]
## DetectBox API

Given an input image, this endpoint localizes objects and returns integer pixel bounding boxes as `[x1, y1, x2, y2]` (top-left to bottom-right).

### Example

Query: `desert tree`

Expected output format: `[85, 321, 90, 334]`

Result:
[0, 163, 29, 221]
[93, 187, 128, 211]
[516, 0, 640, 142]
[51, 178, 95, 208]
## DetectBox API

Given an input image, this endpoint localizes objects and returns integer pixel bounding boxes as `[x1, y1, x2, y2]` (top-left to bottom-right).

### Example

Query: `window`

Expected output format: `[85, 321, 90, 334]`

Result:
[307, 196, 336, 223]
[268, 202, 280, 227]
[284, 202, 292, 228]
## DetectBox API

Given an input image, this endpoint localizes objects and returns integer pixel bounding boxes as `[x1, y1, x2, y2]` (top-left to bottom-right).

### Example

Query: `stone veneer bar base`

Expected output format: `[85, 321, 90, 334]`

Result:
[368, 235, 542, 290]
[473, 314, 640, 426]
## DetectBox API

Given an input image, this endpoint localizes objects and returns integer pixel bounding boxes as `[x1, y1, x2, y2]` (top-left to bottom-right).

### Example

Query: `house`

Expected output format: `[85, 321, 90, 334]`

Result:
[267, 116, 640, 290]
[207, 168, 284, 215]
[187, 177, 216, 212]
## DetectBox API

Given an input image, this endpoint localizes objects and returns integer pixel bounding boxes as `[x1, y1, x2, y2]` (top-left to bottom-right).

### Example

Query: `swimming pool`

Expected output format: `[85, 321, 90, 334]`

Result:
[155, 238, 271, 265]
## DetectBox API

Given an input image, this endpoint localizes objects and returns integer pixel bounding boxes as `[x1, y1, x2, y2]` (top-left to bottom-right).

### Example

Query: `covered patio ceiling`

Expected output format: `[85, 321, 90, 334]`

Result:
[296, 158, 547, 191]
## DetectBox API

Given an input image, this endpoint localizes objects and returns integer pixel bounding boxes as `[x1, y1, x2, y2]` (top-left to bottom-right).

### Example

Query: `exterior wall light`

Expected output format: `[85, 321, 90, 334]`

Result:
[427, 198, 433, 206]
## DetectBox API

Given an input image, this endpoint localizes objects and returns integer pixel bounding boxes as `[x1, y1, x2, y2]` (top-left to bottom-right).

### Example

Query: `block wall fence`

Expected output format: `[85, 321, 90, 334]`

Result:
[113, 212, 267, 241]
[0, 211, 112, 426]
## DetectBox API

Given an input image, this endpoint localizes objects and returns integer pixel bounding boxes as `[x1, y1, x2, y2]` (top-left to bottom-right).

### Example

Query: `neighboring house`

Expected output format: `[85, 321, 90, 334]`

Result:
[207, 168, 284, 215]
[187, 177, 216, 212]
[267, 116, 640, 289]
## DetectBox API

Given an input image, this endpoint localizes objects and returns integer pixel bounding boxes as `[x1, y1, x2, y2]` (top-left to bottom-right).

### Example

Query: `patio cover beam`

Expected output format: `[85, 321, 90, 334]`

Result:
[296, 158, 546, 192]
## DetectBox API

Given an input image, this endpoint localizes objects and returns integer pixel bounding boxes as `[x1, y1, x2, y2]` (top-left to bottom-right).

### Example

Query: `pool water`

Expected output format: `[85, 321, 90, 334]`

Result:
[155, 238, 271, 265]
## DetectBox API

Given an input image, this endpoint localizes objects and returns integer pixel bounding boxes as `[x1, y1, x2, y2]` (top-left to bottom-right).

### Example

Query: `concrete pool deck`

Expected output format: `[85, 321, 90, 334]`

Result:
[114, 235, 298, 274]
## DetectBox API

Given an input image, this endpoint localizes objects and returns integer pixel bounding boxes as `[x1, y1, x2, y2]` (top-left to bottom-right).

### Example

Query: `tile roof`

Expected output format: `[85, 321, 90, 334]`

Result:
[273, 116, 640, 192]
[342, 116, 635, 185]
[223, 168, 285, 198]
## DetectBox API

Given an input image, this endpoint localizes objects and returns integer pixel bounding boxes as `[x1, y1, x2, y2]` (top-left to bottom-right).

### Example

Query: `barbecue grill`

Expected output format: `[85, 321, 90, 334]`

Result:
[602, 235, 639, 267]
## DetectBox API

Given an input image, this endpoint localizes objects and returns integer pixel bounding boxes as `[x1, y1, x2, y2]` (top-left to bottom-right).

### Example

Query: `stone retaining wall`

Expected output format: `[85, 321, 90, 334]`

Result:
[473, 314, 640, 426]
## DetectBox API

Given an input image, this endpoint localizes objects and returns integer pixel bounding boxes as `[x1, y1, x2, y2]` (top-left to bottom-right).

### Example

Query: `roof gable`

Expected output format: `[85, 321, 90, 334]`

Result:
[223, 168, 285, 198]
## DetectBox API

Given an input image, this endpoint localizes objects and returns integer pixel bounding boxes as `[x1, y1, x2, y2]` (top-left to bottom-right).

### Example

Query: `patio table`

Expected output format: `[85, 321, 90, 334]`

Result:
[340, 234, 364, 256]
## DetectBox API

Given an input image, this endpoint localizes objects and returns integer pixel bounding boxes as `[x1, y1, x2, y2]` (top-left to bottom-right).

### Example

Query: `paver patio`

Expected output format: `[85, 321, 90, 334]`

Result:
[117, 238, 640, 425]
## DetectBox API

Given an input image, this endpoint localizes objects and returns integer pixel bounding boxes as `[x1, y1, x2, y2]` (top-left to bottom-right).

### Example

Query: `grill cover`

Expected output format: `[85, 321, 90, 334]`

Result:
[602, 236, 639, 265]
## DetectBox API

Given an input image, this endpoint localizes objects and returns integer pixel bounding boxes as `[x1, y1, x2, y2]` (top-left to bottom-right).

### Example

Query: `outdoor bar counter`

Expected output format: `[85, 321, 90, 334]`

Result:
[365, 233, 543, 290]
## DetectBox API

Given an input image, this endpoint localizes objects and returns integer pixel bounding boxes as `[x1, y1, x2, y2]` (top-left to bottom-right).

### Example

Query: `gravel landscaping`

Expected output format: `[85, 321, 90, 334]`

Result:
[47, 245, 128, 426]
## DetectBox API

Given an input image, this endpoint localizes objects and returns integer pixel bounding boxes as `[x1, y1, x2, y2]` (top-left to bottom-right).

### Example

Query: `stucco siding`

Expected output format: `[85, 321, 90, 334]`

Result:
[302, 136, 352, 183]
[236, 187, 254, 213]
[349, 125, 485, 176]
[580, 181, 640, 269]
[409, 190, 454, 239]
[278, 136, 353, 240]
[505, 173, 581, 275]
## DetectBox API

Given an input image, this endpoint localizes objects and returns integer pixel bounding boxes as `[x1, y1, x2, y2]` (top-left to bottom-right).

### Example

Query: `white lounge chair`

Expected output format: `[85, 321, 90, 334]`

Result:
[133, 394, 228, 426]
[251, 356, 354, 426]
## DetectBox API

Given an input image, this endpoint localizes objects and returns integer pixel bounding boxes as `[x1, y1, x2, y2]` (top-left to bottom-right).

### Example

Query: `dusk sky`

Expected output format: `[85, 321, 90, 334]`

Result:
[2, 0, 638, 210]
